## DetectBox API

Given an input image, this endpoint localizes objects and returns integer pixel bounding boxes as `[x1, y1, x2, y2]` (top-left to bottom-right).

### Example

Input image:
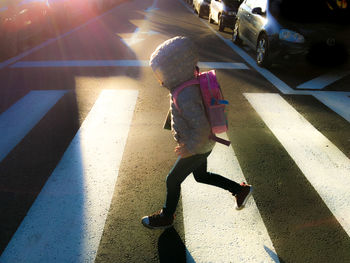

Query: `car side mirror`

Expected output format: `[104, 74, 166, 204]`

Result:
[252, 7, 263, 15]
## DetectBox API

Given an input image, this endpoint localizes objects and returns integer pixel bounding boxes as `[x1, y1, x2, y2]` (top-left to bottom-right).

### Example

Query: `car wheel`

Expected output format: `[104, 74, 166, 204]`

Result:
[218, 15, 224, 31]
[198, 6, 204, 17]
[232, 20, 242, 45]
[218, 16, 225, 32]
[256, 34, 271, 67]
[209, 10, 214, 23]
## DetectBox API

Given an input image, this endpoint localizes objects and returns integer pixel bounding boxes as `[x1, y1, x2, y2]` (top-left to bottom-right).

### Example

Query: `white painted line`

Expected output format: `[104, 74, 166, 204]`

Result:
[11, 60, 150, 68]
[0, 3, 127, 69]
[121, 28, 145, 46]
[296, 70, 350, 90]
[311, 91, 350, 122]
[244, 93, 350, 237]
[198, 61, 249, 69]
[0, 90, 138, 263]
[120, 0, 158, 47]
[10, 60, 249, 70]
[182, 134, 280, 263]
[145, 6, 159, 12]
[0, 90, 66, 163]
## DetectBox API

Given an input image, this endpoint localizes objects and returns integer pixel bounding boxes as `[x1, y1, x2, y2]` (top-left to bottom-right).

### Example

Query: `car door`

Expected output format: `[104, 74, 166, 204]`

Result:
[241, 0, 266, 47]
[246, 0, 267, 44]
[211, 0, 221, 23]
[237, 0, 254, 45]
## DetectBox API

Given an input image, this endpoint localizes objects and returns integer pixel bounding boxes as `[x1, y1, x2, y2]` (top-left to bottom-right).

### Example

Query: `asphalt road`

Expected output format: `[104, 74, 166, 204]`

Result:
[0, 0, 349, 262]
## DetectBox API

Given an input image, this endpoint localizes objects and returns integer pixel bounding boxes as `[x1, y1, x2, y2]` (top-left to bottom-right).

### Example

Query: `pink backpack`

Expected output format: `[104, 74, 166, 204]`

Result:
[172, 69, 231, 146]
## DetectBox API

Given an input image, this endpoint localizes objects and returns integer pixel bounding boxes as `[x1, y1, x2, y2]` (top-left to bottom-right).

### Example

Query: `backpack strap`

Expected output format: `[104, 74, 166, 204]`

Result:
[209, 133, 231, 146]
[172, 78, 200, 111]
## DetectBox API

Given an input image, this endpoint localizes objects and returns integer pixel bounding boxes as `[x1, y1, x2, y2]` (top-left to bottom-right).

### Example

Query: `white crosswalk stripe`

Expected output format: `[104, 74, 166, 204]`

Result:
[0, 90, 66, 162]
[10, 60, 249, 70]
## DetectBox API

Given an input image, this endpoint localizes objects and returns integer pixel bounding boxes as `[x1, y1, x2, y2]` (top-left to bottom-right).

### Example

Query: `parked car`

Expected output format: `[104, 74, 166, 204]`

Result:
[209, 0, 242, 31]
[193, 0, 211, 18]
[232, 0, 350, 67]
[0, 0, 50, 58]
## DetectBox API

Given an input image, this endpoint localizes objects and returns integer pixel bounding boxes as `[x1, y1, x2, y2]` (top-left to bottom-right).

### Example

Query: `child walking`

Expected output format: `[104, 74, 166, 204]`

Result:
[141, 36, 252, 229]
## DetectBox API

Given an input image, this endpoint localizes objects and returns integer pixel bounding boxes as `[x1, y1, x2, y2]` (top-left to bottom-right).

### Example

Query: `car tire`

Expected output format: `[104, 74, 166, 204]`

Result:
[232, 20, 242, 45]
[198, 6, 203, 17]
[256, 33, 271, 67]
[209, 10, 214, 23]
[218, 15, 224, 31]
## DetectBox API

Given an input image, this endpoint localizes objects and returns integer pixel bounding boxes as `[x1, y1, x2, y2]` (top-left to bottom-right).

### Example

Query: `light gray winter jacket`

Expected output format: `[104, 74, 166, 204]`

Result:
[150, 36, 215, 154]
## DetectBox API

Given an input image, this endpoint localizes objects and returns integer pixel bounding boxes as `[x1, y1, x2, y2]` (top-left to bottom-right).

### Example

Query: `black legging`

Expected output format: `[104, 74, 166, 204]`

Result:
[162, 151, 242, 216]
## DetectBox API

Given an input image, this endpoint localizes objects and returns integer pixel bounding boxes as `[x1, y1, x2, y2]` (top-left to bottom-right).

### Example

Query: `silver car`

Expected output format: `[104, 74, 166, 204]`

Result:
[232, 0, 350, 67]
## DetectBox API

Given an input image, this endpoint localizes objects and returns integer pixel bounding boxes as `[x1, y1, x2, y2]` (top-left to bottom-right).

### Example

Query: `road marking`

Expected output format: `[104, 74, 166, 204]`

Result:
[11, 60, 150, 68]
[0, 90, 138, 263]
[120, 0, 158, 47]
[311, 91, 350, 122]
[0, 90, 66, 163]
[120, 28, 161, 46]
[198, 61, 249, 69]
[10, 60, 249, 70]
[296, 70, 350, 90]
[244, 93, 350, 237]
[181, 134, 280, 263]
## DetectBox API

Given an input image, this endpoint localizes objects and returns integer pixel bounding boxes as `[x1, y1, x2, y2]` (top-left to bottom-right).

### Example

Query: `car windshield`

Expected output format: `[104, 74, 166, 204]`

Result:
[269, 0, 350, 24]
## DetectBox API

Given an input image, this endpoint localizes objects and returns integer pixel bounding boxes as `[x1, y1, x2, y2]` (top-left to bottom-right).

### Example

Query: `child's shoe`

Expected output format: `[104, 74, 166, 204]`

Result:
[235, 182, 253, 210]
[141, 209, 175, 229]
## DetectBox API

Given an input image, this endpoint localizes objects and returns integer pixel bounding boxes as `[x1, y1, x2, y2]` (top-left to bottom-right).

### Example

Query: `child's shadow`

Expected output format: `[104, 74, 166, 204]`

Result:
[158, 227, 194, 263]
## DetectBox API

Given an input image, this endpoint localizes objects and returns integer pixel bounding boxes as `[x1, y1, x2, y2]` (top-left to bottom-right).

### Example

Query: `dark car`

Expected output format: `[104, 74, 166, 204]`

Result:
[232, 0, 350, 67]
[193, 0, 211, 18]
[0, 0, 50, 59]
[209, 0, 242, 31]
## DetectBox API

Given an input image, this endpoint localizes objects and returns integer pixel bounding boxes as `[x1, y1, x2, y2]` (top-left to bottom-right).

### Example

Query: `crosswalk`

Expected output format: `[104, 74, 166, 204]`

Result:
[0, 90, 138, 262]
[0, 88, 349, 262]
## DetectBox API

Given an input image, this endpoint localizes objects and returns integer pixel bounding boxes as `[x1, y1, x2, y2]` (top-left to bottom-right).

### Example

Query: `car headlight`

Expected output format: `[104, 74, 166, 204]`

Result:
[279, 29, 305, 43]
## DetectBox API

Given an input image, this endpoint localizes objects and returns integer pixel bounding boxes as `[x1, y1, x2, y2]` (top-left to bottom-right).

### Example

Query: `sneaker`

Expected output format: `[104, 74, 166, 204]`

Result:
[141, 209, 175, 229]
[235, 182, 253, 210]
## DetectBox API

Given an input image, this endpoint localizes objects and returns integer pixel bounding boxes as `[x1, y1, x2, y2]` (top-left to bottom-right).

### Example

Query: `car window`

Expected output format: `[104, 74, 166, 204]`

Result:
[245, 0, 266, 10]
[253, 0, 267, 11]
[245, 0, 255, 8]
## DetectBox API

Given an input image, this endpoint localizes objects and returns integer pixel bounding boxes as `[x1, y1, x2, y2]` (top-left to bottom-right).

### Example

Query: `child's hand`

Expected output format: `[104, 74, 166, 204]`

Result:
[175, 143, 192, 158]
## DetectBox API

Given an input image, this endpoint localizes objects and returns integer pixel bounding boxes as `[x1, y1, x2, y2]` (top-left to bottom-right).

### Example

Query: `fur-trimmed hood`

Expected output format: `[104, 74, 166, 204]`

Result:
[149, 36, 198, 91]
